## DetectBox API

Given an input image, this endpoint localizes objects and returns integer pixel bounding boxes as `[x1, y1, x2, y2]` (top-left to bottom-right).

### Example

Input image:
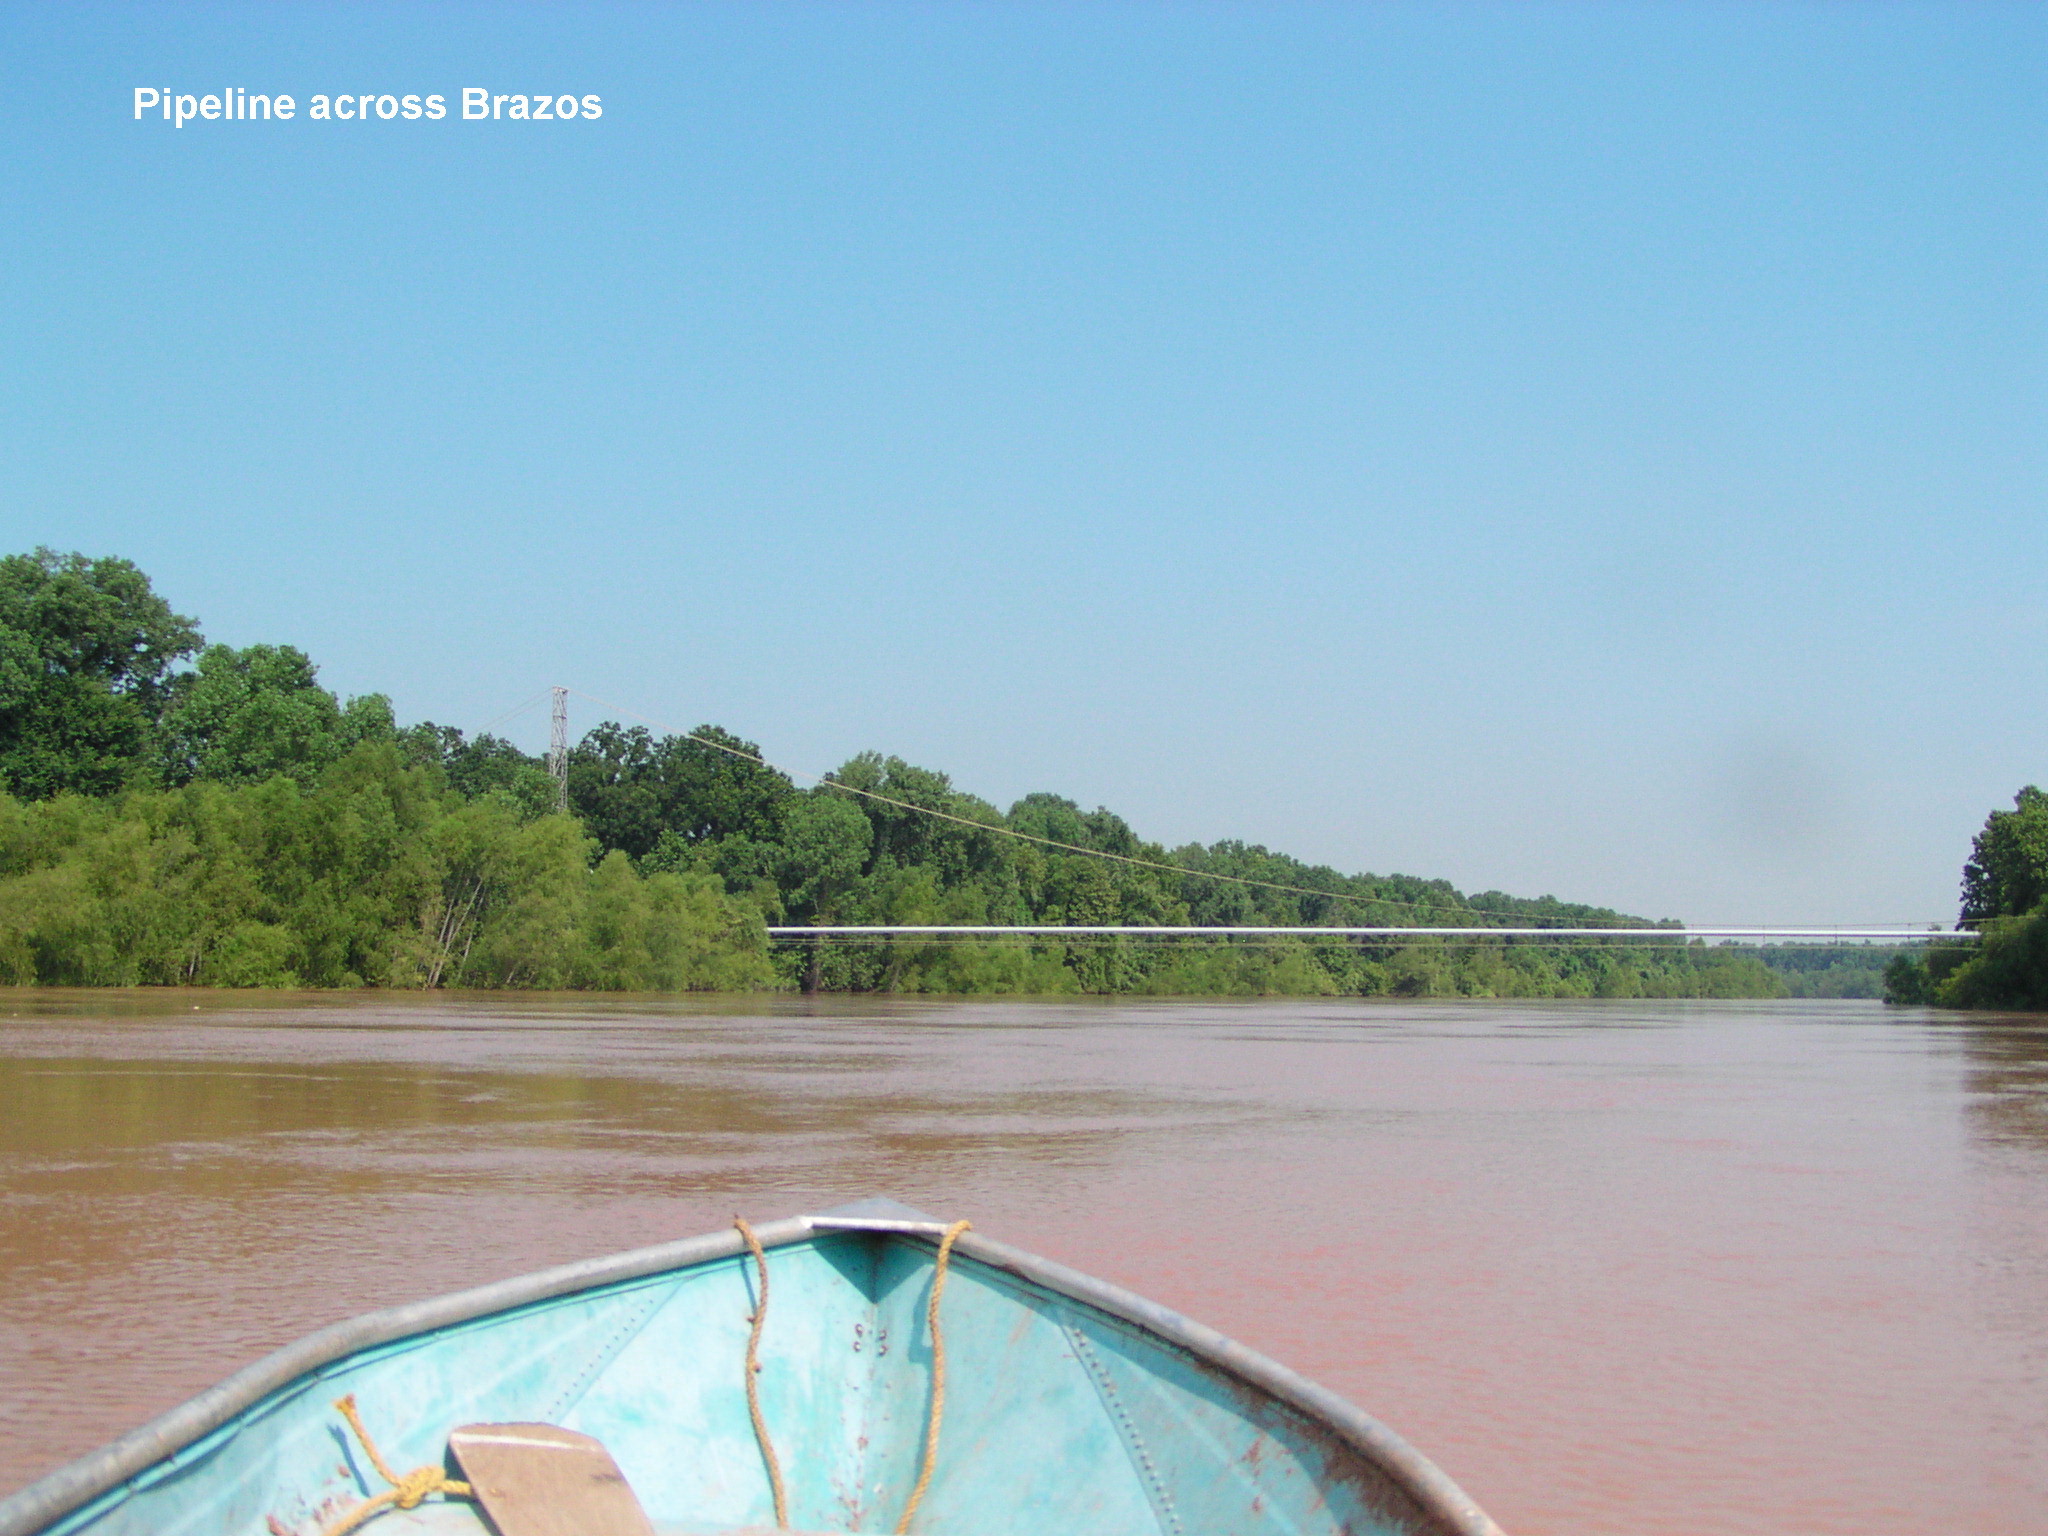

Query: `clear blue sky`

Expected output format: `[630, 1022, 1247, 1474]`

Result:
[3, 3, 2041, 925]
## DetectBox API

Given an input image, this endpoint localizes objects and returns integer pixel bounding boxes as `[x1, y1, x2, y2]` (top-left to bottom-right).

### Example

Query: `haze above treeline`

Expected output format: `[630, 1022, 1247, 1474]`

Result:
[0, 548, 1973, 1000]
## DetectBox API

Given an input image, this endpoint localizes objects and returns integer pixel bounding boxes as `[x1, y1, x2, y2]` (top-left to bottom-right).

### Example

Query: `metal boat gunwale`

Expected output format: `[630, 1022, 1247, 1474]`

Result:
[0, 1208, 1503, 1536]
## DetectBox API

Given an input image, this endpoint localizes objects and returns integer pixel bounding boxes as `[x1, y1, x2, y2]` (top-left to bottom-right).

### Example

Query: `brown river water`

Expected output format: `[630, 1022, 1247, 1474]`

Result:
[1, 993, 2044, 1535]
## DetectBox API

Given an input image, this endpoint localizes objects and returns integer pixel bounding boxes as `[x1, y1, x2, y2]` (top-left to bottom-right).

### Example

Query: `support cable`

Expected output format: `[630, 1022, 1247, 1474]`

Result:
[564, 690, 1960, 937]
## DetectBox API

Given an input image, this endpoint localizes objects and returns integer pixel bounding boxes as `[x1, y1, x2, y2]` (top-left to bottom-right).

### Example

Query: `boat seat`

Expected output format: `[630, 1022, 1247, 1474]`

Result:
[446, 1423, 656, 1536]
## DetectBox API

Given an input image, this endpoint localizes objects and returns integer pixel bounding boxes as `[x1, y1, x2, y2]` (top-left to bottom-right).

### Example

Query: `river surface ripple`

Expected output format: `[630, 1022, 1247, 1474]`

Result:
[0, 994, 2043, 1534]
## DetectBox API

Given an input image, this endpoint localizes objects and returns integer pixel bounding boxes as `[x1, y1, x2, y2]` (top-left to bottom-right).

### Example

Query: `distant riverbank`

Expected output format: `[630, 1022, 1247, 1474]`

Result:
[0, 763, 1881, 997]
[0, 548, 1932, 1000]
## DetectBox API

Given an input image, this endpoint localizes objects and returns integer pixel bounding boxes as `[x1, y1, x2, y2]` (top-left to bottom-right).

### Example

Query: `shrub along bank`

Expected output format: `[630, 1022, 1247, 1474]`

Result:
[0, 748, 771, 989]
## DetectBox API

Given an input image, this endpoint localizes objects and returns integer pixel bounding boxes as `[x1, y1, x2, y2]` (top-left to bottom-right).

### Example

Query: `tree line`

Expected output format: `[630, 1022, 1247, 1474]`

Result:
[0, 547, 1795, 996]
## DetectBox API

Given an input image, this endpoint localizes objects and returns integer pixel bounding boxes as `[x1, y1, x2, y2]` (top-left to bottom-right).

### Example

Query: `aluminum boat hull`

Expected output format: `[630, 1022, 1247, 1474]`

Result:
[0, 1200, 1504, 1536]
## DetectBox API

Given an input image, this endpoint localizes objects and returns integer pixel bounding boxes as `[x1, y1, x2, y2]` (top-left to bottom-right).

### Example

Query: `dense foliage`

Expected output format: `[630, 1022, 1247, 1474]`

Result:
[1885, 787, 2048, 1010]
[549, 726, 1785, 997]
[1731, 944, 1895, 1000]
[0, 550, 200, 799]
[0, 747, 771, 990]
[0, 547, 1800, 996]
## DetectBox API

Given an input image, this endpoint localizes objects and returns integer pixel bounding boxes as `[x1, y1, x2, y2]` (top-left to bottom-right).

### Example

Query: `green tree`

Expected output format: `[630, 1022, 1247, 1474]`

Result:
[568, 723, 794, 861]
[158, 643, 392, 786]
[1875, 787, 2048, 1011]
[774, 791, 872, 921]
[1882, 953, 1936, 1005]
[399, 723, 558, 819]
[1960, 787, 2048, 924]
[829, 752, 1007, 887]
[0, 549, 200, 797]
[1930, 915, 2048, 1010]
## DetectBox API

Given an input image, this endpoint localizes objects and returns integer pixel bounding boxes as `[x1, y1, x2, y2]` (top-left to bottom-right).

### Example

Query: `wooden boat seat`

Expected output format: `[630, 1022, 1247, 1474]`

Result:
[445, 1424, 656, 1536]
[433, 1423, 857, 1536]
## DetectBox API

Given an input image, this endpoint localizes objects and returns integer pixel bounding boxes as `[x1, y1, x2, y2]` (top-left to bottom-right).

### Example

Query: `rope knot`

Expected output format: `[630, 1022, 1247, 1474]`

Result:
[319, 1395, 473, 1536]
[392, 1466, 444, 1511]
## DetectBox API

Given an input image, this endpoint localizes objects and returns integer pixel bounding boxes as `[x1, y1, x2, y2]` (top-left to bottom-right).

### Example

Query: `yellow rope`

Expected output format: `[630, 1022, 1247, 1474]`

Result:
[896, 1219, 972, 1535]
[735, 1217, 790, 1530]
[312, 1219, 970, 1536]
[319, 1395, 473, 1536]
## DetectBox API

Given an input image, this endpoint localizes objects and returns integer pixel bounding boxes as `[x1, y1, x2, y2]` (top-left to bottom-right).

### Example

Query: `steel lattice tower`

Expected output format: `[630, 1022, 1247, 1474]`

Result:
[547, 687, 568, 812]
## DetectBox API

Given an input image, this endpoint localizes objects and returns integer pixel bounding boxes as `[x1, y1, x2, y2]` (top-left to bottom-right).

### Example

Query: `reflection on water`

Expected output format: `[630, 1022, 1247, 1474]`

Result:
[1963, 1014, 2048, 1152]
[1, 992, 2044, 1536]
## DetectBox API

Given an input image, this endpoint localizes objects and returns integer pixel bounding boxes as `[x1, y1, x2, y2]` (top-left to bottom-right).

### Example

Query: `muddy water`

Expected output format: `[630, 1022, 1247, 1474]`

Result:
[1, 995, 2044, 1535]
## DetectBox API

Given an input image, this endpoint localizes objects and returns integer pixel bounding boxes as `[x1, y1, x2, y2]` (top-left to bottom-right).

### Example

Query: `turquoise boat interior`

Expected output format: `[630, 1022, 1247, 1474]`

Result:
[0, 1202, 1503, 1536]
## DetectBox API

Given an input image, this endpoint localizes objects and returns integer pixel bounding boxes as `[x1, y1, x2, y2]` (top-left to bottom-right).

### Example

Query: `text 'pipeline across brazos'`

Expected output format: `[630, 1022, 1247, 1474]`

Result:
[132, 89, 603, 127]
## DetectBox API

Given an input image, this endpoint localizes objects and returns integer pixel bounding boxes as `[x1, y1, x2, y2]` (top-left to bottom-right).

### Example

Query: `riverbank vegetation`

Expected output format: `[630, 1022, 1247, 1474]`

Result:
[1883, 787, 2048, 1010]
[1, 547, 1807, 997]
